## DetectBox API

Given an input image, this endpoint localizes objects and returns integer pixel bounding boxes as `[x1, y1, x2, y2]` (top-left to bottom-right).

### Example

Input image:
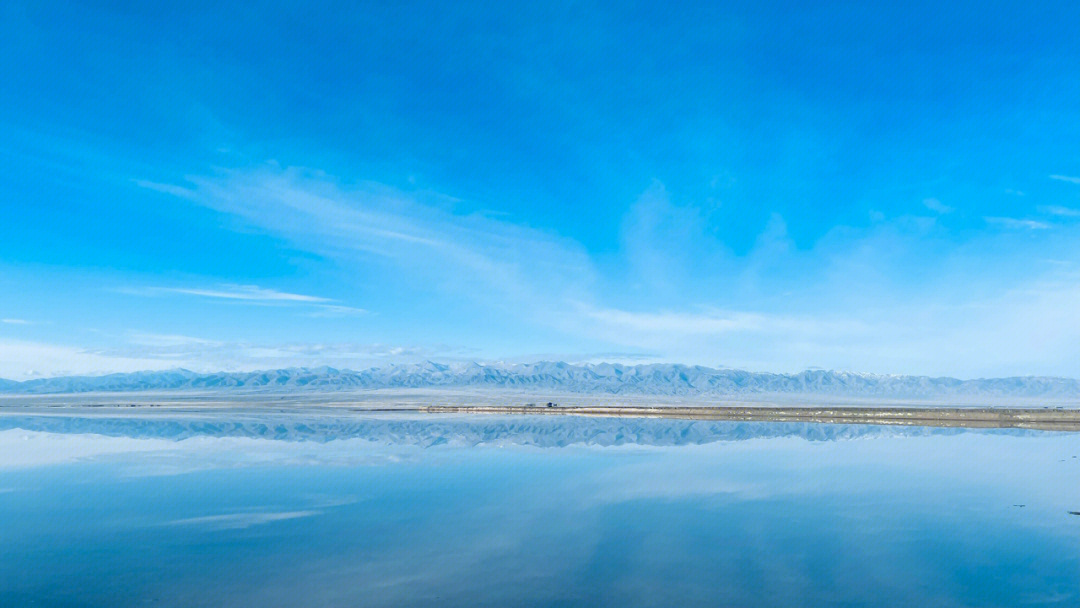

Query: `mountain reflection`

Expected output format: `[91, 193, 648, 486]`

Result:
[0, 412, 1036, 447]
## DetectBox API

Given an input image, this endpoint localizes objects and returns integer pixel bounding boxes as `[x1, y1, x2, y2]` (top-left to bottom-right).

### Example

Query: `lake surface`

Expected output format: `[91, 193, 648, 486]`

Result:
[1, 411, 1079, 607]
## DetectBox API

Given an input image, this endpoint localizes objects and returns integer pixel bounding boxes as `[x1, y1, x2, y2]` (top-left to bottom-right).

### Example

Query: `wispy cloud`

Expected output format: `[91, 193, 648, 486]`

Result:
[580, 307, 866, 337]
[583, 307, 766, 334]
[106, 336, 473, 369]
[572, 305, 874, 368]
[126, 332, 224, 347]
[618, 181, 731, 297]
[0, 338, 179, 380]
[1049, 174, 1080, 184]
[922, 198, 953, 214]
[302, 304, 368, 318]
[140, 166, 595, 319]
[132, 179, 198, 199]
[117, 283, 366, 318]
[984, 216, 1051, 230]
[1040, 205, 1080, 218]
[129, 284, 331, 302]
[0, 333, 478, 379]
[119, 165, 1080, 377]
[1, 319, 32, 325]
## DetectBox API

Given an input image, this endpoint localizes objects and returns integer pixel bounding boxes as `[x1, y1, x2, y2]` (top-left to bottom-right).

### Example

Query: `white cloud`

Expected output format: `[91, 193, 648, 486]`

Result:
[109, 337, 471, 370]
[583, 307, 764, 334]
[126, 332, 224, 347]
[129, 284, 331, 302]
[618, 181, 730, 296]
[0, 333, 480, 379]
[580, 306, 866, 337]
[141, 165, 596, 332]
[1040, 205, 1080, 217]
[1049, 174, 1080, 184]
[562, 279, 1080, 377]
[118, 283, 366, 318]
[303, 304, 368, 318]
[922, 198, 953, 214]
[122, 166, 1080, 377]
[132, 179, 199, 199]
[0, 339, 179, 380]
[568, 305, 878, 370]
[1, 319, 32, 325]
[984, 216, 1051, 230]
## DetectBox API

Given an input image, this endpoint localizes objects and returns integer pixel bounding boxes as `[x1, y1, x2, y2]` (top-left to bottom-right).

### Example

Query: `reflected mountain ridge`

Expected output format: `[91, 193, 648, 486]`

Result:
[0, 413, 1042, 447]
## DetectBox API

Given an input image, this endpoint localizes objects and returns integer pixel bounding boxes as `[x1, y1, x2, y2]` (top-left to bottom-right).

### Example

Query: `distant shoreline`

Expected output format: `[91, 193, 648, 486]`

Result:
[2, 399, 1079, 431]
[411, 405, 1080, 431]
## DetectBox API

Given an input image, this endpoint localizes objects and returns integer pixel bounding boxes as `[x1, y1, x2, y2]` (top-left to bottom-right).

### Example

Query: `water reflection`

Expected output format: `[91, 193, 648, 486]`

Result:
[1, 412, 1078, 607]
[0, 411, 1043, 446]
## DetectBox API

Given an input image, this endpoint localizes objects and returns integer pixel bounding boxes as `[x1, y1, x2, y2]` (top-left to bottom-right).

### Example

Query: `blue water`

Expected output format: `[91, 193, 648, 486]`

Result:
[1, 412, 1078, 607]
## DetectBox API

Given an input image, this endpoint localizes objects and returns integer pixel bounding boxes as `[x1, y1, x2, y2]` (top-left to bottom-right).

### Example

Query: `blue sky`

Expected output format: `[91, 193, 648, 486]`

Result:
[2, 1, 1080, 379]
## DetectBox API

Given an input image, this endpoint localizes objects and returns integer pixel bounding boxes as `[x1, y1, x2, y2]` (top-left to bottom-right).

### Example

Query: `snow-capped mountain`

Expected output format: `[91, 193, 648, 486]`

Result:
[2, 362, 1079, 398]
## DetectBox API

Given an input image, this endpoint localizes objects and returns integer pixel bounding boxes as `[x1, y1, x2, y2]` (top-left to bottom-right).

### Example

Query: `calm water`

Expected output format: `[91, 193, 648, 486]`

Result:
[1, 411, 1079, 607]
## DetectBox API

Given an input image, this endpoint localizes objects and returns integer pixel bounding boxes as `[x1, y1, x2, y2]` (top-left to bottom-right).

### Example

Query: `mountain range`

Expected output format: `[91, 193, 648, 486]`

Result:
[2, 362, 1079, 399]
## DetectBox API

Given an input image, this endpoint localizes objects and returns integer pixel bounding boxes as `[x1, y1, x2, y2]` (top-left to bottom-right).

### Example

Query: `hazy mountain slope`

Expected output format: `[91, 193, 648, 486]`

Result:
[2, 362, 1079, 398]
